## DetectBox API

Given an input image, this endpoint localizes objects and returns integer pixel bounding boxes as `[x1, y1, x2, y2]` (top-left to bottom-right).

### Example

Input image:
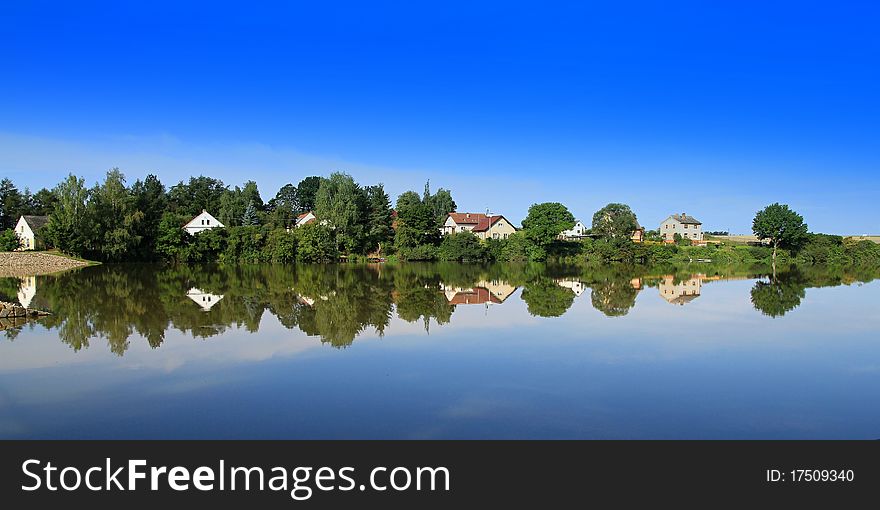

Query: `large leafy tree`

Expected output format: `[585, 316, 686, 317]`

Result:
[31, 188, 59, 216]
[752, 203, 809, 262]
[364, 184, 394, 254]
[422, 181, 457, 225]
[295, 176, 323, 213]
[521, 277, 576, 317]
[90, 168, 145, 261]
[131, 174, 167, 258]
[267, 183, 298, 227]
[43, 174, 94, 257]
[591, 203, 638, 240]
[168, 176, 226, 217]
[522, 202, 575, 247]
[315, 172, 366, 253]
[750, 277, 806, 317]
[394, 191, 440, 252]
[0, 178, 24, 229]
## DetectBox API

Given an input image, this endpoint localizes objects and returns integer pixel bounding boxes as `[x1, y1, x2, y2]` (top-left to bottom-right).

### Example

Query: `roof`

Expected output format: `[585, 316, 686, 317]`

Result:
[183, 210, 224, 228]
[21, 215, 49, 232]
[448, 287, 503, 305]
[667, 214, 701, 225]
[446, 212, 489, 225]
[296, 211, 314, 221]
[471, 215, 508, 232]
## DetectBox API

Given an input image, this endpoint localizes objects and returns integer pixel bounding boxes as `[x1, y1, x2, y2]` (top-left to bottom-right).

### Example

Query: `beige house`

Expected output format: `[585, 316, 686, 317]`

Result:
[183, 210, 224, 235]
[442, 212, 517, 240]
[660, 213, 703, 242]
[658, 275, 702, 305]
[14, 215, 49, 251]
[441, 279, 518, 305]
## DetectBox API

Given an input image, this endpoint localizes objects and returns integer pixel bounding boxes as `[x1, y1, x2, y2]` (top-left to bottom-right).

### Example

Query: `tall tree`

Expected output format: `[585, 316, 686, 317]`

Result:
[295, 176, 323, 213]
[241, 200, 260, 226]
[131, 174, 168, 257]
[591, 203, 638, 240]
[522, 202, 576, 247]
[168, 176, 226, 217]
[90, 168, 144, 261]
[364, 184, 394, 254]
[315, 172, 366, 253]
[31, 188, 58, 216]
[0, 178, 24, 229]
[394, 191, 440, 251]
[43, 174, 94, 257]
[752, 203, 809, 263]
[267, 183, 298, 227]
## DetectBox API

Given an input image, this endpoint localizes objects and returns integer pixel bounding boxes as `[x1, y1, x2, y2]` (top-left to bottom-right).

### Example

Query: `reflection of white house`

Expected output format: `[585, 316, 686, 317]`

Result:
[556, 278, 586, 297]
[658, 275, 702, 305]
[17, 276, 37, 308]
[15, 215, 49, 250]
[183, 210, 224, 235]
[186, 288, 224, 311]
[559, 220, 589, 240]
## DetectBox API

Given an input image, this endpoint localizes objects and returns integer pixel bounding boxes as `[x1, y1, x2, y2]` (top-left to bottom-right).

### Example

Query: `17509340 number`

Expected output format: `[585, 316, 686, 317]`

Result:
[790, 469, 854, 482]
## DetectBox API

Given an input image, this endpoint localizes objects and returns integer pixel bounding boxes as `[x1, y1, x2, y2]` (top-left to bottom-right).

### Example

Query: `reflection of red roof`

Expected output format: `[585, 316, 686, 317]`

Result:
[448, 287, 502, 305]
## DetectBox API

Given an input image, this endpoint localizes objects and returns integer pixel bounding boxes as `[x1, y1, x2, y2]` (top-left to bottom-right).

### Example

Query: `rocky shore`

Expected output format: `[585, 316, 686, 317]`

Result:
[0, 251, 90, 277]
[0, 300, 51, 331]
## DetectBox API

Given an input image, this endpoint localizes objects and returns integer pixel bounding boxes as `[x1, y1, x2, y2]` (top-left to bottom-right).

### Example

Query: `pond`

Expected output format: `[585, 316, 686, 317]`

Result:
[1, 262, 879, 439]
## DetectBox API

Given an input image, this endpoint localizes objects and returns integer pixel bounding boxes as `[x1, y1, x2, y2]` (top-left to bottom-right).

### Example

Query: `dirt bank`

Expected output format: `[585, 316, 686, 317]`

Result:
[0, 251, 91, 277]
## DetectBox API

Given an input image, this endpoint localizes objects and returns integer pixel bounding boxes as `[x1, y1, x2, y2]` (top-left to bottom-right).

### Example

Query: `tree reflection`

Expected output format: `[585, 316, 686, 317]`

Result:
[2, 261, 877, 353]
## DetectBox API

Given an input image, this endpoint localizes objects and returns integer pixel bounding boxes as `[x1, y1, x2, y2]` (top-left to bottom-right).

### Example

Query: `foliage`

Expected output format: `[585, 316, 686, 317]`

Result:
[262, 229, 298, 263]
[522, 202, 575, 247]
[521, 277, 575, 317]
[294, 224, 338, 262]
[591, 203, 639, 240]
[0, 228, 22, 251]
[437, 231, 486, 261]
[394, 189, 441, 256]
[295, 176, 323, 214]
[752, 203, 809, 260]
[221, 226, 266, 263]
[364, 184, 394, 255]
[167, 176, 226, 217]
[396, 243, 438, 261]
[315, 172, 366, 253]
[42, 174, 94, 257]
[422, 181, 457, 225]
[499, 231, 545, 261]
[750, 278, 806, 318]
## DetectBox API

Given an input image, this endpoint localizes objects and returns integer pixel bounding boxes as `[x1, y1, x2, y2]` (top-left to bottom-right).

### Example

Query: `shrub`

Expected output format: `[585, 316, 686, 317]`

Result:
[396, 244, 437, 261]
[295, 224, 338, 262]
[262, 229, 298, 263]
[437, 232, 486, 261]
[0, 229, 21, 251]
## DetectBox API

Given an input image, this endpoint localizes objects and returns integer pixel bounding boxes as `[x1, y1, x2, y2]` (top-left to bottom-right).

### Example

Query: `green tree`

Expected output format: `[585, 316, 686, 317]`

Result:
[0, 229, 21, 251]
[31, 188, 59, 216]
[752, 203, 809, 263]
[241, 200, 260, 226]
[522, 202, 575, 247]
[394, 191, 440, 256]
[90, 168, 145, 261]
[168, 176, 226, 217]
[422, 181, 457, 224]
[295, 224, 338, 262]
[43, 174, 94, 257]
[0, 178, 24, 229]
[590, 278, 639, 317]
[364, 184, 394, 255]
[295, 176, 323, 213]
[438, 231, 486, 261]
[267, 183, 298, 227]
[591, 203, 638, 240]
[155, 212, 189, 262]
[315, 172, 366, 253]
[130, 174, 167, 258]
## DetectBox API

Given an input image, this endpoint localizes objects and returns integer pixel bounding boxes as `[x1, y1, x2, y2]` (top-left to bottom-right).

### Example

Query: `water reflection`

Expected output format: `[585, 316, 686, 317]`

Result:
[1, 263, 879, 352]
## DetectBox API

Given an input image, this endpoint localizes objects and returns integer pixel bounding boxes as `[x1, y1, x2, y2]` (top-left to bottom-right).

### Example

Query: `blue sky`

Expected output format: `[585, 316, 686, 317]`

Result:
[2, 1, 878, 234]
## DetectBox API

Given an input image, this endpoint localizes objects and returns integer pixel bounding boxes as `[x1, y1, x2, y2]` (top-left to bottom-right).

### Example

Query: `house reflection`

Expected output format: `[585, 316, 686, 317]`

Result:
[658, 275, 702, 305]
[555, 278, 586, 297]
[441, 280, 518, 305]
[17, 276, 37, 308]
[186, 288, 225, 311]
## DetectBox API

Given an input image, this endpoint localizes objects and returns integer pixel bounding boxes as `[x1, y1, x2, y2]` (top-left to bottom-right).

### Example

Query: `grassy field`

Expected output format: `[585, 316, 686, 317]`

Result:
[709, 235, 880, 245]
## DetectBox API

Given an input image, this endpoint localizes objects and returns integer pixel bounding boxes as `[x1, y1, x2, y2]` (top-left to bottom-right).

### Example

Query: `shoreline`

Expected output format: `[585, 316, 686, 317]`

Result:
[0, 251, 96, 278]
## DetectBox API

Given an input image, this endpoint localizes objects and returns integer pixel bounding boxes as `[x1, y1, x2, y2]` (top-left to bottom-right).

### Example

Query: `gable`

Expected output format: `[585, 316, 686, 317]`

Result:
[184, 211, 224, 229]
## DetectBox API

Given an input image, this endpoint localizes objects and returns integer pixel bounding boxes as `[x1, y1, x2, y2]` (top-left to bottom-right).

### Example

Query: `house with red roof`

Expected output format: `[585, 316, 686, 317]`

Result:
[441, 212, 517, 240]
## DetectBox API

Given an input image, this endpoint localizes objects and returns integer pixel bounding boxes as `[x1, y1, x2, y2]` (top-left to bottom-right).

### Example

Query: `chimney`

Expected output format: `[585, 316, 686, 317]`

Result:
[681, 212, 686, 218]
[466, 213, 470, 218]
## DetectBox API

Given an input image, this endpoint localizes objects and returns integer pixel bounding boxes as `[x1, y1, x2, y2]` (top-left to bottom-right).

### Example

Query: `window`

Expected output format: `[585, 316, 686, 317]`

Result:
[201, 219, 205, 225]
[493, 233, 499, 239]
[207, 219, 210, 225]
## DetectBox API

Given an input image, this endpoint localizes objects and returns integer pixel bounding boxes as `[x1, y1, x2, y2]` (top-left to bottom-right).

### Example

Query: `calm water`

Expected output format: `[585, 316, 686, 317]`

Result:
[1, 262, 879, 439]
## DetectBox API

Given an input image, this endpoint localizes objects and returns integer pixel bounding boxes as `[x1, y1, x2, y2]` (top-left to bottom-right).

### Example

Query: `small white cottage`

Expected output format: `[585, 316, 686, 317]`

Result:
[14, 215, 49, 250]
[186, 288, 224, 311]
[183, 210, 224, 235]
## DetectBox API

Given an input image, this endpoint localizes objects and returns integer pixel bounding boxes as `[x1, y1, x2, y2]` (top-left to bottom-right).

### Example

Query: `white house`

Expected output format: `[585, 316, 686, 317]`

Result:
[186, 288, 224, 311]
[556, 278, 586, 297]
[183, 210, 224, 235]
[14, 215, 49, 250]
[295, 211, 317, 228]
[559, 220, 588, 240]
[660, 213, 703, 242]
[441, 212, 517, 240]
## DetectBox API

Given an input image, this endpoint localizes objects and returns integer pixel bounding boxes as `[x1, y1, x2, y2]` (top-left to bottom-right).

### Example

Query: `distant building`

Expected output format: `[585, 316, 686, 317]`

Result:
[556, 278, 587, 297]
[183, 210, 224, 235]
[658, 275, 702, 305]
[14, 215, 49, 250]
[660, 213, 703, 242]
[631, 225, 645, 243]
[186, 288, 224, 311]
[295, 211, 317, 228]
[559, 220, 589, 240]
[441, 212, 517, 240]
